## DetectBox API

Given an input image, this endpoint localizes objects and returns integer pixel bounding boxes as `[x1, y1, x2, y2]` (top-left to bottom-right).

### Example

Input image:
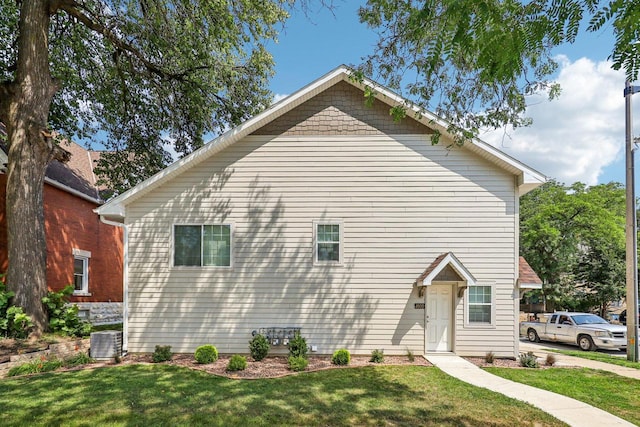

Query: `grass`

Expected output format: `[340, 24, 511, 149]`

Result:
[487, 367, 640, 425]
[0, 364, 565, 426]
[546, 349, 640, 369]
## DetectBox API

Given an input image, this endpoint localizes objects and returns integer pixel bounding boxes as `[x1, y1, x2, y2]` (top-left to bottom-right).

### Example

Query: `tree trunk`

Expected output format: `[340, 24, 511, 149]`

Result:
[2, 0, 65, 336]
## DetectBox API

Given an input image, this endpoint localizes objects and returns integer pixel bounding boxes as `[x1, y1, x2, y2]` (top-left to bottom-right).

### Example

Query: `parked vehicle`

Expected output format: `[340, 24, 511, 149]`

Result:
[619, 308, 640, 326]
[520, 312, 627, 351]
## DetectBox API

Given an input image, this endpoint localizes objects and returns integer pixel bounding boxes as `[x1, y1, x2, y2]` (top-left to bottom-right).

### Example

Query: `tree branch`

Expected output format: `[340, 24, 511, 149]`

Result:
[54, 1, 217, 82]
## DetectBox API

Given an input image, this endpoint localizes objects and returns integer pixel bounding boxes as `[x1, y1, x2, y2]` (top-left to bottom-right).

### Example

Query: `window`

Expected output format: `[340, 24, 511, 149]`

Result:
[72, 249, 91, 295]
[174, 224, 232, 267]
[314, 222, 342, 264]
[468, 285, 492, 324]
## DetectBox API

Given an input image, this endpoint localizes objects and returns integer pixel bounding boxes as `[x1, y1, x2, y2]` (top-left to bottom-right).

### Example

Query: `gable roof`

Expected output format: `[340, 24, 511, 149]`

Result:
[96, 65, 546, 222]
[518, 256, 543, 290]
[1, 123, 105, 204]
[415, 252, 477, 286]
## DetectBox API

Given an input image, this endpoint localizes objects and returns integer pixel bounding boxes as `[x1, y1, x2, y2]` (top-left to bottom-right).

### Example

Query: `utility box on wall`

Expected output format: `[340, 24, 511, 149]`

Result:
[252, 327, 301, 346]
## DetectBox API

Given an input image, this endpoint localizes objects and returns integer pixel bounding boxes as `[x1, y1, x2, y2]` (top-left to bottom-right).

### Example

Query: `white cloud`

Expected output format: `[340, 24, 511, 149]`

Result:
[272, 93, 289, 104]
[481, 56, 637, 185]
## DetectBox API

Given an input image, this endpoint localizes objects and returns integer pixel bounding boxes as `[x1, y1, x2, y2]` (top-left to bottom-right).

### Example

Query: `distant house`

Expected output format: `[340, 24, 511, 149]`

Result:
[0, 135, 123, 324]
[518, 256, 544, 316]
[97, 66, 545, 357]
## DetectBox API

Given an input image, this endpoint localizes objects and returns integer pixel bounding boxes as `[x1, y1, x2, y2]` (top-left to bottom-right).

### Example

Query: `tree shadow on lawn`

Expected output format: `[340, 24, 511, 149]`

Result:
[0, 364, 563, 426]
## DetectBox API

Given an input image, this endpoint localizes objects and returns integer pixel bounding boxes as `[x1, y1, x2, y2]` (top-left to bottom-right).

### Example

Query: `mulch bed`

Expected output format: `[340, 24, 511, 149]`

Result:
[120, 353, 433, 379]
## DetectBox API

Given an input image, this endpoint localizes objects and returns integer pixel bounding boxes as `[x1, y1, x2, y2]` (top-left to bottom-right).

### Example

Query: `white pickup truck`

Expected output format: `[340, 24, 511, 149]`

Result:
[520, 312, 627, 351]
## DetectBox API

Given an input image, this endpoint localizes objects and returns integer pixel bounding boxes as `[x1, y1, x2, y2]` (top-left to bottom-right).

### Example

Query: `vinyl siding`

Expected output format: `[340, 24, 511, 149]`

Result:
[125, 133, 518, 357]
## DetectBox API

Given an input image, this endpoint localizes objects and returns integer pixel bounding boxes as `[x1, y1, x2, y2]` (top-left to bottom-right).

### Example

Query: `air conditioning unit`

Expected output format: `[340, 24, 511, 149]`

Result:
[90, 331, 123, 359]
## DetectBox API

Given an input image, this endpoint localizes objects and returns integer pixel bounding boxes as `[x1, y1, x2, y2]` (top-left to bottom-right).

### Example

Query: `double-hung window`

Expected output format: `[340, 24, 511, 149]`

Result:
[314, 222, 342, 264]
[468, 285, 493, 324]
[174, 224, 232, 267]
[72, 248, 91, 295]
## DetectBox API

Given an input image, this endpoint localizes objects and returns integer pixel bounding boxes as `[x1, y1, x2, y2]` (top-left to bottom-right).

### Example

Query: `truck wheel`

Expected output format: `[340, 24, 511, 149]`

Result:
[578, 335, 596, 351]
[527, 329, 540, 343]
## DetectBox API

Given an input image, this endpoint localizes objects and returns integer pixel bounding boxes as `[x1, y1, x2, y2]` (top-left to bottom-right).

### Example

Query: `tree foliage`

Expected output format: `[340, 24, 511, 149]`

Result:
[358, 0, 640, 143]
[0, 0, 296, 334]
[520, 181, 626, 314]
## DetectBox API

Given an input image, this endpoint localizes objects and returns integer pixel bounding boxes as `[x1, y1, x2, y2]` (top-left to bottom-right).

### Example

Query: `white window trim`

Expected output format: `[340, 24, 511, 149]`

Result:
[464, 282, 496, 328]
[313, 220, 344, 266]
[172, 223, 234, 269]
[72, 248, 91, 296]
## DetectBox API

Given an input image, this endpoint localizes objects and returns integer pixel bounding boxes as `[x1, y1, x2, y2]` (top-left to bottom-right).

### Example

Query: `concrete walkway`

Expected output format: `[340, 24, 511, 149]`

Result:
[519, 341, 640, 380]
[425, 353, 635, 427]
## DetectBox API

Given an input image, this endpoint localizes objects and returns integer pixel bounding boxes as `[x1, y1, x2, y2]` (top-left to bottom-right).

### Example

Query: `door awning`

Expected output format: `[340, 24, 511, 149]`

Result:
[415, 252, 476, 287]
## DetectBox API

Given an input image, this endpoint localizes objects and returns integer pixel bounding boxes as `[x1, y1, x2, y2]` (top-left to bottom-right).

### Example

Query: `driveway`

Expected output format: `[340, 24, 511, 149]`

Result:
[519, 337, 626, 357]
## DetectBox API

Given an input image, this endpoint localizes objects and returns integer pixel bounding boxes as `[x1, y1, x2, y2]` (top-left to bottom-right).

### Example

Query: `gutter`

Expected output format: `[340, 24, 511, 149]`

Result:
[99, 216, 128, 354]
[45, 176, 104, 204]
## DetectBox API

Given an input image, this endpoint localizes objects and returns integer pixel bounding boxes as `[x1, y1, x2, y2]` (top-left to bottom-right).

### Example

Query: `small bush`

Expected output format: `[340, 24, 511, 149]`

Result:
[519, 351, 539, 368]
[288, 331, 308, 359]
[5, 306, 33, 339]
[332, 348, 351, 366]
[0, 275, 33, 339]
[152, 345, 172, 363]
[545, 353, 557, 366]
[406, 348, 415, 362]
[227, 354, 247, 371]
[370, 349, 384, 363]
[249, 334, 270, 361]
[288, 355, 308, 372]
[484, 351, 495, 364]
[7, 356, 63, 377]
[194, 344, 218, 364]
[42, 285, 91, 337]
[63, 352, 95, 367]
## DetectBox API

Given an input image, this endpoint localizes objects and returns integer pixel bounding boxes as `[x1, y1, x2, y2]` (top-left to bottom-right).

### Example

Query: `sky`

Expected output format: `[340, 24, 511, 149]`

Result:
[264, 2, 640, 187]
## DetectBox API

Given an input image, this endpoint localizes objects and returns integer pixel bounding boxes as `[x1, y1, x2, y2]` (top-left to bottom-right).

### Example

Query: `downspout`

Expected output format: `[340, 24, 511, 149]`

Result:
[100, 216, 128, 355]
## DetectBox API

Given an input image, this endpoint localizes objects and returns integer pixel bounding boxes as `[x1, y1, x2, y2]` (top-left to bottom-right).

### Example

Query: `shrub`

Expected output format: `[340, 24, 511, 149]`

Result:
[194, 344, 218, 364]
[288, 356, 308, 372]
[370, 349, 384, 363]
[5, 306, 33, 339]
[405, 348, 415, 362]
[7, 356, 63, 377]
[545, 353, 557, 366]
[63, 352, 95, 367]
[152, 345, 173, 363]
[519, 351, 539, 368]
[288, 331, 308, 359]
[42, 285, 91, 337]
[484, 351, 495, 364]
[227, 354, 247, 371]
[0, 274, 33, 339]
[249, 334, 270, 361]
[332, 348, 351, 366]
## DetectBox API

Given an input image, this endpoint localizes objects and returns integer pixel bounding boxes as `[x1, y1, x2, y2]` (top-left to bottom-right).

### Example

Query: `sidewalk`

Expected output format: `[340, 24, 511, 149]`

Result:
[519, 342, 640, 380]
[425, 353, 635, 427]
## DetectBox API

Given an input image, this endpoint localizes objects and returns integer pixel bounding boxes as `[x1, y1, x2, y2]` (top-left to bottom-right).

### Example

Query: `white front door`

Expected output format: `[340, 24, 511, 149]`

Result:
[426, 284, 453, 352]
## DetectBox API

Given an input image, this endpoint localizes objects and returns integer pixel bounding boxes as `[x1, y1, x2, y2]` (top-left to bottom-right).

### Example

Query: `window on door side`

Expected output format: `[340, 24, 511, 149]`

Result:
[468, 285, 492, 324]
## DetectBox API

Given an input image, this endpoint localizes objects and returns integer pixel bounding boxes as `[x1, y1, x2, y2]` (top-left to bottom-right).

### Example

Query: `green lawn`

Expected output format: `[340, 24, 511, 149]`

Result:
[486, 367, 640, 425]
[547, 348, 640, 369]
[0, 364, 564, 426]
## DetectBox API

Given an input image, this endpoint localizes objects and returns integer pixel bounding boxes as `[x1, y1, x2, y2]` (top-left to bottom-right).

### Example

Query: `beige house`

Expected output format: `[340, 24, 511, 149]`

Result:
[97, 66, 545, 358]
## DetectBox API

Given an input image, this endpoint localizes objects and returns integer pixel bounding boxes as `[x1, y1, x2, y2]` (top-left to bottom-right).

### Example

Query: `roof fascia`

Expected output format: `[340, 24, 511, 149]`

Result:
[96, 66, 352, 219]
[420, 253, 477, 286]
[352, 76, 546, 192]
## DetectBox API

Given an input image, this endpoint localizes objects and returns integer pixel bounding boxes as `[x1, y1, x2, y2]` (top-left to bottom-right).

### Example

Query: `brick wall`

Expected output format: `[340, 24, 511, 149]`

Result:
[0, 174, 123, 303]
[253, 81, 430, 136]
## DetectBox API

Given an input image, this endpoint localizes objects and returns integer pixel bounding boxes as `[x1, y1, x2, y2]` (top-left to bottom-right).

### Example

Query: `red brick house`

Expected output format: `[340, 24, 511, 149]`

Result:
[0, 138, 123, 324]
